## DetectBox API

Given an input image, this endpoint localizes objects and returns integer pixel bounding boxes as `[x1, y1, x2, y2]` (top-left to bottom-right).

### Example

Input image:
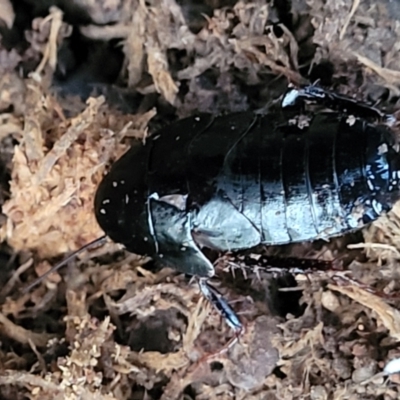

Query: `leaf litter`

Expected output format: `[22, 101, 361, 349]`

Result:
[1, 0, 400, 399]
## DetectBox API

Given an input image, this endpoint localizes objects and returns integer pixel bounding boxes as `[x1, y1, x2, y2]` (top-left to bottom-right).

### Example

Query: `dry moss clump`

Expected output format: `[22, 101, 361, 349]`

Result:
[1, 1, 400, 399]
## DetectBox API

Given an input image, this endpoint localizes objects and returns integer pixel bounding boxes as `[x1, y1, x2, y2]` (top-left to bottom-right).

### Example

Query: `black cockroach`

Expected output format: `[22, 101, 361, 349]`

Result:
[25, 85, 400, 332]
[94, 84, 399, 273]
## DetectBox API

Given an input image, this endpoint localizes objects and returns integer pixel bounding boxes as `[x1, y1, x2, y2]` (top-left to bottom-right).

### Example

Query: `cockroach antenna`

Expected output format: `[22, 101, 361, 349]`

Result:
[23, 235, 108, 293]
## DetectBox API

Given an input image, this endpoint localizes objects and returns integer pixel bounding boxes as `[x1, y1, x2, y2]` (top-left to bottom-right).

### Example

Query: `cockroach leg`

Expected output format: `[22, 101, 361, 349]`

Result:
[198, 278, 243, 334]
[283, 84, 394, 124]
[190, 278, 244, 367]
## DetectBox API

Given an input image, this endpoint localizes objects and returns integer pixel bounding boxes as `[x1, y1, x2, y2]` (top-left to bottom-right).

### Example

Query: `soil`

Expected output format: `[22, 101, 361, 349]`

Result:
[1, 0, 400, 399]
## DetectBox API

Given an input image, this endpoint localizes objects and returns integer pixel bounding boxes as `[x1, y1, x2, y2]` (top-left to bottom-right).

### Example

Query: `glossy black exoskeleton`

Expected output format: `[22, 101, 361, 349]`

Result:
[94, 85, 400, 282]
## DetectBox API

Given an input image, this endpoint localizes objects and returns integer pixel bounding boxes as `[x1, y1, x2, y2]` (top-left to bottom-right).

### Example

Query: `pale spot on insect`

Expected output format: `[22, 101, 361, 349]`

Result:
[125, 194, 129, 204]
[112, 181, 118, 187]
[297, 115, 310, 129]
[281, 88, 299, 107]
[100, 209, 106, 214]
[378, 143, 388, 155]
[346, 115, 356, 126]
[194, 116, 200, 121]
[367, 180, 375, 191]
[372, 199, 383, 214]
[102, 199, 110, 204]
[120, 180, 125, 184]
[176, 136, 180, 141]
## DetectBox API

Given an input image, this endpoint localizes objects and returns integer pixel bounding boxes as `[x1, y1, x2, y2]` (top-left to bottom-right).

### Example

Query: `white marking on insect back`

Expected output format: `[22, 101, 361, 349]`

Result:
[195, 116, 200, 121]
[112, 181, 118, 187]
[346, 115, 356, 126]
[102, 199, 110, 204]
[125, 194, 129, 204]
[100, 209, 106, 214]
[120, 180, 125, 184]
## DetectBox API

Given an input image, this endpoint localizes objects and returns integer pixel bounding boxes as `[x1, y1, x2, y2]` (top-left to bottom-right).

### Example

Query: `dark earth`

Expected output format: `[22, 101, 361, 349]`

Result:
[1, 0, 400, 399]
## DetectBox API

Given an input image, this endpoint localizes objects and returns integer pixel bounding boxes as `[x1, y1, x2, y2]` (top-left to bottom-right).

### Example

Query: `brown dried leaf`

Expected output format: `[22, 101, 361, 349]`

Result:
[276, 321, 324, 360]
[132, 350, 189, 373]
[34, 7, 66, 74]
[0, 113, 22, 141]
[225, 316, 280, 391]
[34, 96, 105, 184]
[355, 53, 400, 85]
[54, 315, 117, 399]
[0, 312, 56, 347]
[73, 0, 129, 25]
[364, 201, 400, 257]
[0, 83, 154, 259]
[80, 23, 131, 40]
[124, 2, 146, 86]
[329, 284, 400, 341]
[0, 0, 14, 29]
[0, 72, 26, 116]
[146, 38, 179, 105]
[0, 371, 61, 394]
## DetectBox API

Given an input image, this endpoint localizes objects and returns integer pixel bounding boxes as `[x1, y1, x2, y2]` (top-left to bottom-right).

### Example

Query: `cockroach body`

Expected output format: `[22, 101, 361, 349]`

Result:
[94, 85, 400, 280]
[25, 85, 400, 333]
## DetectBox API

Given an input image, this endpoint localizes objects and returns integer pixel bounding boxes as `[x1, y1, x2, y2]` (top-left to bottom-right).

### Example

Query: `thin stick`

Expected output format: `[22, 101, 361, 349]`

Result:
[339, 0, 360, 40]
